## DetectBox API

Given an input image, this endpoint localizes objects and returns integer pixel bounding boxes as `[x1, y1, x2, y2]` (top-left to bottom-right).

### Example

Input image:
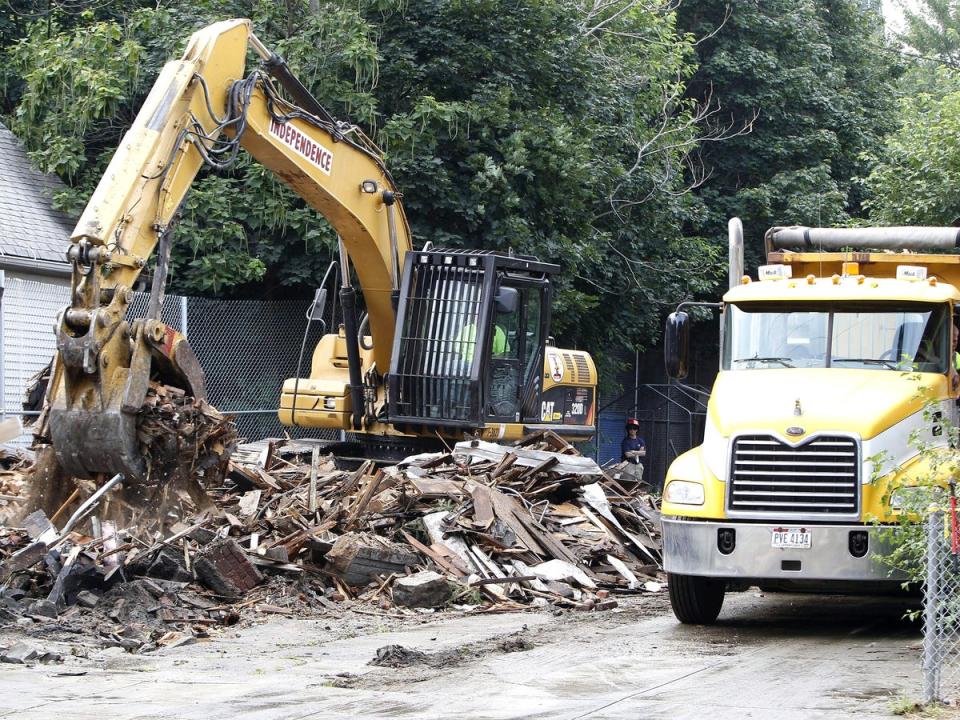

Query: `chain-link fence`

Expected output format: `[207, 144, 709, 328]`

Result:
[1, 276, 339, 445]
[923, 510, 960, 703]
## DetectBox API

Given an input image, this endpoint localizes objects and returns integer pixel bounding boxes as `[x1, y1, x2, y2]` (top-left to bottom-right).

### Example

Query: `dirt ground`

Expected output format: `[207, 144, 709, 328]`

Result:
[0, 587, 929, 719]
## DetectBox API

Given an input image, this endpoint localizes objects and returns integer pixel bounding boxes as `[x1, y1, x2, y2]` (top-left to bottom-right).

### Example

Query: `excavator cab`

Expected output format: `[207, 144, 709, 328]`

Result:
[388, 249, 555, 433]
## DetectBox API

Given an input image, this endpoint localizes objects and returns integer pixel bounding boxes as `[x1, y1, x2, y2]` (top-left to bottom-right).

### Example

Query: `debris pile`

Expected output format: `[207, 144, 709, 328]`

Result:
[0, 447, 30, 525]
[0, 430, 661, 651]
[135, 382, 237, 491]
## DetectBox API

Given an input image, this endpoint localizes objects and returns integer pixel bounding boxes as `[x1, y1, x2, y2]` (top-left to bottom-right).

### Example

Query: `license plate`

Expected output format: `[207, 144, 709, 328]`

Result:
[771, 528, 811, 549]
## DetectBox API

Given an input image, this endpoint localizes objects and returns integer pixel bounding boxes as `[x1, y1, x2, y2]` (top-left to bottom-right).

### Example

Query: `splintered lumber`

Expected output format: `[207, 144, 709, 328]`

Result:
[422, 512, 480, 575]
[1, 412, 662, 625]
[490, 453, 518, 480]
[469, 484, 495, 529]
[276, 518, 337, 558]
[344, 471, 385, 530]
[409, 477, 466, 499]
[485, 487, 546, 555]
[337, 461, 374, 500]
[401, 530, 467, 578]
[519, 456, 559, 481]
[308, 446, 319, 513]
[580, 482, 659, 563]
[194, 538, 263, 599]
[455, 440, 604, 477]
[325, 532, 419, 586]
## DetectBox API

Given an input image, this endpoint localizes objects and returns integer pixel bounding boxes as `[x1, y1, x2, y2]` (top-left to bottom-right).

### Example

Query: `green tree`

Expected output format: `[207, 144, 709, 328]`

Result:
[677, 0, 901, 265]
[900, 0, 960, 65]
[365, 1, 723, 360]
[1, 0, 723, 370]
[863, 79, 960, 225]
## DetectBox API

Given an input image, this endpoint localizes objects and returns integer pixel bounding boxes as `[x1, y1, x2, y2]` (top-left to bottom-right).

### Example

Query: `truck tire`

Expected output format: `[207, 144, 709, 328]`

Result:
[668, 572, 725, 625]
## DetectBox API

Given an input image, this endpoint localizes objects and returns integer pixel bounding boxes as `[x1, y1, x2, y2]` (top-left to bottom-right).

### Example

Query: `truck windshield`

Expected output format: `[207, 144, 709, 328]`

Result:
[722, 302, 950, 372]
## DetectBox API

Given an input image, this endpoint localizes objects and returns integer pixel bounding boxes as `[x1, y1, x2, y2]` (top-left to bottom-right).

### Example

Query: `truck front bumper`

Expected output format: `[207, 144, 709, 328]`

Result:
[662, 518, 907, 582]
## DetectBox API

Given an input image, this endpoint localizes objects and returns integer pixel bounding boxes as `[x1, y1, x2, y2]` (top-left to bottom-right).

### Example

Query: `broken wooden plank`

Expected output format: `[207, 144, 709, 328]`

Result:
[308, 446, 319, 514]
[455, 440, 603, 476]
[400, 530, 467, 578]
[469, 575, 537, 586]
[409, 477, 466, 499]
[325, 532, 419, 586]
[422, 511, 480, 575]
[344, 471, 385, 530]
[469, 484, 495, 529]
[519, 455, 559, 481]
[486, 487, 546, 555]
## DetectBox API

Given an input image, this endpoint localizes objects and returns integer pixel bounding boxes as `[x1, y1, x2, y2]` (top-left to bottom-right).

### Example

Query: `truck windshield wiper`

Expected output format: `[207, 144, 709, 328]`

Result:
[732, 356, 794, 368]
[832, 358, 898, 370]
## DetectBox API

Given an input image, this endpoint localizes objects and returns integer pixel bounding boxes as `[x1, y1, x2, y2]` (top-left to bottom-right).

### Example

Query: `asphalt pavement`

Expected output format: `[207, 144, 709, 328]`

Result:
[0, 590, 921, 719]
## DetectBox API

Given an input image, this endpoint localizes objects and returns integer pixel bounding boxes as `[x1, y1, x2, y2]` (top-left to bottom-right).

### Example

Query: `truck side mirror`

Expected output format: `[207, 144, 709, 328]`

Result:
[307, 288, 327, 322]
[665, 311, 690, 379]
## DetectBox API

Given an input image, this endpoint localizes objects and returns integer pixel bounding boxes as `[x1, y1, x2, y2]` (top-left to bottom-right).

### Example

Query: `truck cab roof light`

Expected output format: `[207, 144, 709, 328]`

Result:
[806, 274, 816, 285]
[831, 274, 841, 285]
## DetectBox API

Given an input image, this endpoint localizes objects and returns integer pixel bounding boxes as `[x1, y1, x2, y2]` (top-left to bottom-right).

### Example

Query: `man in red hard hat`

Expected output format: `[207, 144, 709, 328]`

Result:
[621, 418, 646, 482]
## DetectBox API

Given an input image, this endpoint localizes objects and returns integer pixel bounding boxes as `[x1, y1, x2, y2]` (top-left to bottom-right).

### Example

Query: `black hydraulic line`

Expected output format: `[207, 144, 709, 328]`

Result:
[290, 261, 338, 426]
[340, 285, 365, 430]
[147, 225, 174, 321]
[261, 55, 338, 129]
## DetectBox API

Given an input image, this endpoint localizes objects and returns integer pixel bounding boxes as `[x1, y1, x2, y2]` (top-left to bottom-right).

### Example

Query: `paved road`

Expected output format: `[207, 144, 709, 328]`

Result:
[0, 591, 921, 719]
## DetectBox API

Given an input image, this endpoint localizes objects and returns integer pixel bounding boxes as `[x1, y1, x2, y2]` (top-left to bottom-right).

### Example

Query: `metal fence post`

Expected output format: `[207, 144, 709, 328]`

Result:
[924, 510, 942, 704]
[180, 295, 189, 340]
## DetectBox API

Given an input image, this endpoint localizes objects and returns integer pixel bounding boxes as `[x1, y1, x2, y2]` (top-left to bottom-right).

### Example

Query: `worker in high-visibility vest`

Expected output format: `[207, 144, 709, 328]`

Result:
[456, 320, 508, 366]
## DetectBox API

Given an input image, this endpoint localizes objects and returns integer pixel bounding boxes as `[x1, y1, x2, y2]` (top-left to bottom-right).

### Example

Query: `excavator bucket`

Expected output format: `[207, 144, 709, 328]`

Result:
[48, 309, 208, 483]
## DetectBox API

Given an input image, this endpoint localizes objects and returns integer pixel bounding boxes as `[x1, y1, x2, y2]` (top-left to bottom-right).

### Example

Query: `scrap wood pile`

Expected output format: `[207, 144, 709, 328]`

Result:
[0, 429, 660, 653]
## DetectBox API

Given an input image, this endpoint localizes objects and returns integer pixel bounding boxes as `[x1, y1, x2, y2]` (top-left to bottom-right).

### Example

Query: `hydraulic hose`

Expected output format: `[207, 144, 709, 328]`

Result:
[339, 286, 365, 430]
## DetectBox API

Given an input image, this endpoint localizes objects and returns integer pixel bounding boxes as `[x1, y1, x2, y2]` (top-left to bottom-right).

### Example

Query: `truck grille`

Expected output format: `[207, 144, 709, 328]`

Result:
[728, 435, 859, 515]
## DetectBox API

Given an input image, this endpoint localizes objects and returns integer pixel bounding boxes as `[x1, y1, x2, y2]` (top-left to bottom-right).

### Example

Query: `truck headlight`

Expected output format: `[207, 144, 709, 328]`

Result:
[664, 480, 704, 505]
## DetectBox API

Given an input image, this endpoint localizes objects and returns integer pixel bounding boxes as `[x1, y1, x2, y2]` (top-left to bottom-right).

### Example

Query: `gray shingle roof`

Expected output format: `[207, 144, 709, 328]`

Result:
[0, 121, 73, 267]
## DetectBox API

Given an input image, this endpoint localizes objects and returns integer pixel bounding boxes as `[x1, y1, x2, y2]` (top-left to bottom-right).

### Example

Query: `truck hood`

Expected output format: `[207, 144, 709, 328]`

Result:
[709, 369, 947, 441]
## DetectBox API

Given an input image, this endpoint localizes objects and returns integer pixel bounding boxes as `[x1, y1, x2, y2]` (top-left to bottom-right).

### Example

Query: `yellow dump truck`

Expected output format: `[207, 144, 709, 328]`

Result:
[662, 219, 960, 623]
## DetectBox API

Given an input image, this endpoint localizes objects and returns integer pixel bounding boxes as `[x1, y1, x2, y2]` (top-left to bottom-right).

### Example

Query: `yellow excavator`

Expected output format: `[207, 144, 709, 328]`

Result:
[46, 19, 597, 481]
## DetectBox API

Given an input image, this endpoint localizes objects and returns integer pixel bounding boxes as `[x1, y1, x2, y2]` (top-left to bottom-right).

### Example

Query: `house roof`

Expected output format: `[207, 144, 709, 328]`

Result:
[0, 121, 73, 274]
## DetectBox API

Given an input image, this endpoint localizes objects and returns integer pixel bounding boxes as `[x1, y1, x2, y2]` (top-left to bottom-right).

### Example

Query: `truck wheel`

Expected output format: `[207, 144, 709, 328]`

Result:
[668, 572, 725, 625]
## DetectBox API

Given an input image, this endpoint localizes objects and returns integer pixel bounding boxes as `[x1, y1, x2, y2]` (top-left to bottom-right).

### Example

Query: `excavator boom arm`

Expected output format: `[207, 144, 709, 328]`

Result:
[70, 19, 410, 369]
[49, 20, 411, 480]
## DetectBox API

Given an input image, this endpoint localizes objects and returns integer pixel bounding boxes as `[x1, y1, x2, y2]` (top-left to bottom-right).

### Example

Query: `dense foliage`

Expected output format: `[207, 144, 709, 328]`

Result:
[863, 1, 960, 225]
[675, 0, 901, 264]
[0, 0, 934, 370]
[0, 0, 727, 372]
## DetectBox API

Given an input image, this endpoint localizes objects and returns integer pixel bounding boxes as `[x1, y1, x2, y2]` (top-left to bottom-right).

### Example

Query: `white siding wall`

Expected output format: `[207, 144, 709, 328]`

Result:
[2, 273, 70, 445]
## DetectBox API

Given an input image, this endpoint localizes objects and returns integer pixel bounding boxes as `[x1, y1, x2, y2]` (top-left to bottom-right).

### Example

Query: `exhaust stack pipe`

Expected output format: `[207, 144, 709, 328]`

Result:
[728, 217, 744, 290]
[766, 226, 960, 254]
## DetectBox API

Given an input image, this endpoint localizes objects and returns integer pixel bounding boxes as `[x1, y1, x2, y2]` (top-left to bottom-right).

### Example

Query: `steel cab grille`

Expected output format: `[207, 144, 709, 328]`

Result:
[388, 251, 491, 427]
[728, 435, 859, 516]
